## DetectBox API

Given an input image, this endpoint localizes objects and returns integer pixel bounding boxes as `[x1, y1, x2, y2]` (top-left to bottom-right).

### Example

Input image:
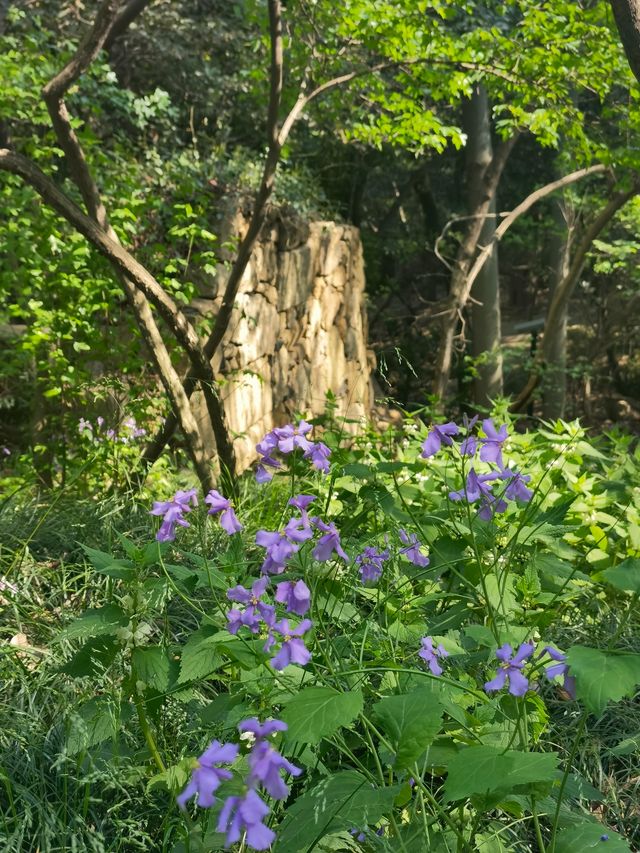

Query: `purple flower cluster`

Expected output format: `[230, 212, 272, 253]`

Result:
[150, 488, 242, 543]
[150, 488, 198, 542]
[255, 496, 349, 575]
[255, 420, 331, 482]
[78, 415, 146, 444]
[419, 637, 576, 700]
[178, 718, 302, 850]
[421, 417, 533, 520]
[482, 642, 576, 698]
[225, 574, 313, 671]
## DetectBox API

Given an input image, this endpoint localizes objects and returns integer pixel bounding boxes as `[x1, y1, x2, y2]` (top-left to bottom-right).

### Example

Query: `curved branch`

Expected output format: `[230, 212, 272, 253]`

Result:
[104, 0, 153, 50]
[464, 164, 608, 305]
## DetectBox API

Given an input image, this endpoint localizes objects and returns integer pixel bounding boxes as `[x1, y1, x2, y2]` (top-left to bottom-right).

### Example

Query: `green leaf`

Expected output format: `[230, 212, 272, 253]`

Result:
[133, 645, 172, 691]
[58, 604, 127, 641]
[600, 558, 640, 594]
[276, 771, 399, 853]
[81, 544, 135, 580]
[66, 698, 131, 755]
[282, 687, 363, 745]
[443, 746, 558, 802]
[566, 646, 640, 716]
[372, 689, 444, 769]
[61, 636, 120, 677]
[554, 821, 630, 852]
[179, 627, 224, 684]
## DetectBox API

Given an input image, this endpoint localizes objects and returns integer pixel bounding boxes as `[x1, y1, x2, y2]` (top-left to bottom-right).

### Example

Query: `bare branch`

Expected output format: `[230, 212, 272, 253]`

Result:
[463, 164, 609, 310]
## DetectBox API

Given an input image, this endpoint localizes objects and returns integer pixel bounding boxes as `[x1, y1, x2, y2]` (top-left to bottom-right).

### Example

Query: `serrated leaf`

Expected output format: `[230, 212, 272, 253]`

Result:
[275, 771, 399, 853]
[600, 558, 640, 594]
[554, 821, 630, 852]
[58, 604, 127, 641]
[373, 689, 443, 769]
[282, 687, 363, 745]
[179, 627, 224, 684]
[566, 646, 640, 716]
[133, 645, 172, 691]
[443, 746, 558, 802]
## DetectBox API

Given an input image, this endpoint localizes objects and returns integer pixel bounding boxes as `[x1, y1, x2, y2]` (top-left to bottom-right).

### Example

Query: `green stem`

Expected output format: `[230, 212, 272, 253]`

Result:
[548, 710, 588, 853]
[133, 690, 166, 773]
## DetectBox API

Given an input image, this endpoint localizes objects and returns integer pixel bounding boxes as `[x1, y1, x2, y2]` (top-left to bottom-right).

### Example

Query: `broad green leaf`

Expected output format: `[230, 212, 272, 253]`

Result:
[132, 645, 172, 691]
[147, 758, 193, 794]
[555, 821, 630, 852]
[179, 627, 224, 684]
[372, 689, 443, 769]
[600, 558, 640, 594]
[282, 687, 363, 745]
[566, 646, 640, 716]
[58, 604, 127, 641]
[276, 771, 399, 853]
[443, 746, 558, 802]
[61, 636, 120, 677]
[81, 544, 135, 580]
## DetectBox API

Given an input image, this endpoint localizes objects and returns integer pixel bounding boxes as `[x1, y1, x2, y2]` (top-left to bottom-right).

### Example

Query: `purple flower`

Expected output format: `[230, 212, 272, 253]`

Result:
[304, 441, 331, 473]
[479, 419, 508, 466]
[238, 718, 288, 739]
[418, 636, 448, 676]
[217, 789, 275, 851]
[256, 528, 298, 574]
[421, 422, 459, 458]
[398, 530, 430, 567]
[311, 517, 348, 561]
[247, 737, 302, 800]
[274, 420, 314, 454]
[275, 580, 311, 616]
[226, 577, 275, 633]
[459, 435, 477, 457]
[500, 469, 533, 503]
[449, 468, 507, 521]
[205, 489, 243, 535]
[541, 646, 576, 699]
[356, 546, 389, 585]
[350, 829, 367, 843]
[1, 446, 10, 456]
[265, 618, 312, 670]
[78, 418, 92, 433]
[255, 431, 281, 482]
[150, 489, 198, 542]
[288, 494, 316, 527]
[484, 642, 535, 697]
[176, 740, 239, 810]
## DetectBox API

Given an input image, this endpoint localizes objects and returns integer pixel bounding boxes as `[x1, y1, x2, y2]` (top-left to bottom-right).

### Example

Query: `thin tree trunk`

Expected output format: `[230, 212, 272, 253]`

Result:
[432, 133, 518, 402]
[541, 196, 573, 420]
[463, 85, 503, 407]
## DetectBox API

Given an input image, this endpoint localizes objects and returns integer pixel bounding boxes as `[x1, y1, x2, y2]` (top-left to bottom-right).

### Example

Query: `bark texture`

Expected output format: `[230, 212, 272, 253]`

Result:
[611, 0, 640, 85]
[463, 85, 503, 406]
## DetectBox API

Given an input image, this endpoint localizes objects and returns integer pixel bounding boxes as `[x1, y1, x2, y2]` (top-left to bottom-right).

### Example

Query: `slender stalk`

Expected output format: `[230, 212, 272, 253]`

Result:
[548, 711, 588, 853]
[133, 690, 166, 773]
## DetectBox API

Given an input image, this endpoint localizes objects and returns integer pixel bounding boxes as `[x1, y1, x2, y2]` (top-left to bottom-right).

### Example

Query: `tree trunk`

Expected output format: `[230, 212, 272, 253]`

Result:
[610, 0, 640, 85]
[463, 85, 503, 407]
[432, 133, 517, 402]
[541, 197, 573, 420]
